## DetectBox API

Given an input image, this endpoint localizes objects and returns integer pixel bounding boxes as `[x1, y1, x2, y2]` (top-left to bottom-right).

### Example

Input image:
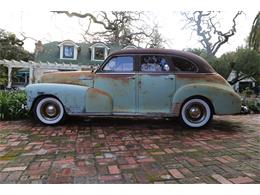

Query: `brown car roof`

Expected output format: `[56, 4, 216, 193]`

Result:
[109, 48, 215, 73]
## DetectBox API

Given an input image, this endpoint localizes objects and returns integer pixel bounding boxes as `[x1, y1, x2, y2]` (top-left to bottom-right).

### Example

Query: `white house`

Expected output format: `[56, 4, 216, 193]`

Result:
[227, 70, 256, 92]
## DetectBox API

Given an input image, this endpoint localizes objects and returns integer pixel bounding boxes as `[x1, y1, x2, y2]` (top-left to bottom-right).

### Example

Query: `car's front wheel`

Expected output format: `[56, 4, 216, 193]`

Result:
[179, 98, 212, 128]
[33, 97, 65, 125]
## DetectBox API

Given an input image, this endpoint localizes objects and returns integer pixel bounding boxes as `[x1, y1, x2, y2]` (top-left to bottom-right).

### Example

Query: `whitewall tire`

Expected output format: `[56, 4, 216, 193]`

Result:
[33, 97, 65, 125]
[179, 98, 212, 128]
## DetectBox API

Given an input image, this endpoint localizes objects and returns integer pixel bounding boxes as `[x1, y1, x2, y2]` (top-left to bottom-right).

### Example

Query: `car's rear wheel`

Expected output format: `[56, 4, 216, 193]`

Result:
[33, 97, 65, 125]
[179, 98, 212, 128]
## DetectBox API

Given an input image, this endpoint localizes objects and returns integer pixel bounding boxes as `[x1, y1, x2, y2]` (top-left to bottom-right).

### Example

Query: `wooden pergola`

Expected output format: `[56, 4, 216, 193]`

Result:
[0, 60, 93, 88]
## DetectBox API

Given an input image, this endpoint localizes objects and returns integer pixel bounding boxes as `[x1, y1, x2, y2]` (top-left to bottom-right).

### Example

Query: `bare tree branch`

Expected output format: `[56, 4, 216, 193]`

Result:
[182, 11, 243, 57]
[52, 11, 159, 47]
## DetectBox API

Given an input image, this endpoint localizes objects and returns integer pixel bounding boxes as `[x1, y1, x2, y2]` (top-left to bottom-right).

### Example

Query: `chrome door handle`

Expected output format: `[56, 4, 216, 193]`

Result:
[79, 77, 93, 80]
[164, 76, 175, 80]
[127, 76, 135, 79]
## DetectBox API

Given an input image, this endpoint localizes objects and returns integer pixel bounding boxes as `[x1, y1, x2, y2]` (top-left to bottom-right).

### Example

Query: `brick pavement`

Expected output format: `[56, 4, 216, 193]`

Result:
[0, 115, 259, 184]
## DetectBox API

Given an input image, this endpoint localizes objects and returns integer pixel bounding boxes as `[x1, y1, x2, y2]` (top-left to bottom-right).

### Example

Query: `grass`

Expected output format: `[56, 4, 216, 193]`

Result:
[0, 148, 24, 161]
[94, 143, 105, 148]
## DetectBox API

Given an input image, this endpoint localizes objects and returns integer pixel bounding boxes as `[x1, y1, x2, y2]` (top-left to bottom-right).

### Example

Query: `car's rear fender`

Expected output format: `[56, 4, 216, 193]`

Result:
[171, 83, 241, 116]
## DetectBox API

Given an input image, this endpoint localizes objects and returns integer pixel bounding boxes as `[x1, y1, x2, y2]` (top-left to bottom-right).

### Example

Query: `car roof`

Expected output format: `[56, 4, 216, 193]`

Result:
[109, 48, 215, 73]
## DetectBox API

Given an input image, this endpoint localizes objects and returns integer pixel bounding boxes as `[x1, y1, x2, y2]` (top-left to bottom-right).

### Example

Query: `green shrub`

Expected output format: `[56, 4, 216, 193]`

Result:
[0, 90, 29, 120]
[247, 100, 260, 113]
[242, 87, 254, 97]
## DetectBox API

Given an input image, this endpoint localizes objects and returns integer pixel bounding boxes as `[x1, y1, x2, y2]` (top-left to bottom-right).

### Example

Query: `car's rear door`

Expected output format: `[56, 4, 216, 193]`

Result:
[137, 54, 176, 114]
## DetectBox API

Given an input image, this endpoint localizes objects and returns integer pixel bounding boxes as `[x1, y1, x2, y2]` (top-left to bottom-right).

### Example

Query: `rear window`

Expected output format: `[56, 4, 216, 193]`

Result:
[172, 57, 198, 73]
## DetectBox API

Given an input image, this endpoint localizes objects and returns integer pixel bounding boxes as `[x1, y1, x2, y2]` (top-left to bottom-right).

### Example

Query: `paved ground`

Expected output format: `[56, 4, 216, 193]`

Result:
[0, 115, 259, 184]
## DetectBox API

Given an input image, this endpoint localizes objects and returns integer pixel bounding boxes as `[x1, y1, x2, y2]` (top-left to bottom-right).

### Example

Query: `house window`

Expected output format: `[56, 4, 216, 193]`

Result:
[94, 47, 105, 60]
[63, 45, 74, 59]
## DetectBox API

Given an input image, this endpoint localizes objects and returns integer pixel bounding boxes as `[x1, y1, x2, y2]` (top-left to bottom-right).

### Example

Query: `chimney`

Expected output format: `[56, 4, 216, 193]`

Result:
[34, 40, 43, 57]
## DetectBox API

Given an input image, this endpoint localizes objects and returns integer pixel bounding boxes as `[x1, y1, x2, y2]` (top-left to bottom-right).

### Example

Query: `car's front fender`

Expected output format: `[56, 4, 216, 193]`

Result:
[172, 83, 241, 116]
[25, 83, 113, 114]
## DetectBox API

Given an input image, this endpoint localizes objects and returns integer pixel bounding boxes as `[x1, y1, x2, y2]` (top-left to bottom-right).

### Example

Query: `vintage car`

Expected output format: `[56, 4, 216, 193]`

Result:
[25, 49, 241, 128]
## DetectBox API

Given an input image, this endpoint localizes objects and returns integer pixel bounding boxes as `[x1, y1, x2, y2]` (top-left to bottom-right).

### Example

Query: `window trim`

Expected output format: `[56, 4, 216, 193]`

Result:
[101, 56, 134, 73]
[93, 46, 107, 61]
[171, 55, 199, 73]
[90, 43, 109, 61]
[62, 45, 75, 59]
[137, 54, 173, 74]
[58, 41, 79, 61]
[96, 54, 136, 73]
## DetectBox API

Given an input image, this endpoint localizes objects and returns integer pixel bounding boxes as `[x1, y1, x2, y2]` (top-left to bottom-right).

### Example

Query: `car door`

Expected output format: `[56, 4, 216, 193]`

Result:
[137, 55, 175, 114]
[94, 55, 137, 113]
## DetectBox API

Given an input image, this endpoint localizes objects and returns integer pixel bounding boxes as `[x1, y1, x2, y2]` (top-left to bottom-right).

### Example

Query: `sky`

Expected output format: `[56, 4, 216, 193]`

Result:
[0, 10, 257, 57]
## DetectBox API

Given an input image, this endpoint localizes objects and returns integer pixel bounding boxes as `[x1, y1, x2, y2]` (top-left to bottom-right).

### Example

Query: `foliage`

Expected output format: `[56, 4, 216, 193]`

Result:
[146, 25, 165, 48]
[0, 65, 8, 86]
[185, 48, 229, 78]
[182, 11, 242, 57]
[248, 12, 260, 51]
[0, 29, 33, 86]
[186, 47, 260, 83]
[242, 87, 254, 97]
[242, 97, 260, 114]
[0, 29, 32, 61]
[0, 90, 28, 120]
[227, 48, 260, 84]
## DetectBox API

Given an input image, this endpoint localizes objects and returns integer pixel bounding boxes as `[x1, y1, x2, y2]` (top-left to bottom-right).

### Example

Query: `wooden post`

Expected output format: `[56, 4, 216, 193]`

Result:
[29, 66, 33, 84]
[7, 65, 12, 88]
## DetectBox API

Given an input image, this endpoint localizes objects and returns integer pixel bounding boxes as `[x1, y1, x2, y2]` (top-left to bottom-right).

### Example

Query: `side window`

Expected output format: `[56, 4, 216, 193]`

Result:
[103, 56, 133, 72]
[172, 57, 198, 72]
[140, 55, 170, 72]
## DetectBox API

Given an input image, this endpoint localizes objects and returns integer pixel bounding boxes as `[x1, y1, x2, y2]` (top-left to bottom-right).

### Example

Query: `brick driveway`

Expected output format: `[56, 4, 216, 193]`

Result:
[0, 115, 259, 184]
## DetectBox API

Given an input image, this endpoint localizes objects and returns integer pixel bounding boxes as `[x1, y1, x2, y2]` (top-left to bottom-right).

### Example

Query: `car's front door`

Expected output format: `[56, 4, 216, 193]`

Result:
[138, 55, 175, 114]
[94, 55, 137, 113]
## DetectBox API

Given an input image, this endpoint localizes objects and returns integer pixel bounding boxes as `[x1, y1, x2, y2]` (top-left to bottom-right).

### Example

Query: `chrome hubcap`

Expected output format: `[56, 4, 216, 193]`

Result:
[40, 101, 60, 121]
[185, 103, 206, 123]
[45, 105, 57, 117]
[189, 106, 202, 119]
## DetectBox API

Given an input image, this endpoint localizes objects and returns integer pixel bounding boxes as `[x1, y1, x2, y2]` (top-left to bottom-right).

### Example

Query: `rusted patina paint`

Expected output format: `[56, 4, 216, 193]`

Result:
[41, 71, 94, 87]
[138, 74, 175, 113]
[25, 83, 89, 114]
[172, 102, 182, 116]
[27, 48, 241, 117]
[94, 73, 136, 113]
[95, 73, 132, 84]
[86, 88, 113, 113]
[175, 73, 228, 85]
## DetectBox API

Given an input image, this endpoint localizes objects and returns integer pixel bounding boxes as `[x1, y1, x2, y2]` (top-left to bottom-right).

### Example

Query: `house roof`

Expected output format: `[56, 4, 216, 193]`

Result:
[34, 41, 123, 65]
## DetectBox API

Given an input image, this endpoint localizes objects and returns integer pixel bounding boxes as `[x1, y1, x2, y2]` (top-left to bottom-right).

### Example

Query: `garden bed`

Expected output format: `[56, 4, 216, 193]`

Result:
[0, 90, 28, 120]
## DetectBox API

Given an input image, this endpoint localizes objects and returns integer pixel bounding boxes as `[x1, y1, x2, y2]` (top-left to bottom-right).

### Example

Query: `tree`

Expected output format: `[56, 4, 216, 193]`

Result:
[0, 29, 32, 86]
[218, 48, 260, 85]
[53, 11, 157, 47]
[185, 48, 230, 78]
[182, 11, 243, 57]
[248, 12, 260, 51]
[146, 25, 165, 48]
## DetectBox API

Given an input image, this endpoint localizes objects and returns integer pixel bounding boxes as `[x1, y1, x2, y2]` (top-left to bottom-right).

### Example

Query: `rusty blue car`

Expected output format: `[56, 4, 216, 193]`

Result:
[25, 49, 241, 128]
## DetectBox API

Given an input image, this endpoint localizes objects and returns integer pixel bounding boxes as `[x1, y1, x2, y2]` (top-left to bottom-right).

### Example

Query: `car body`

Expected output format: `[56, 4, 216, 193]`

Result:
[25, 49, 242, 128]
